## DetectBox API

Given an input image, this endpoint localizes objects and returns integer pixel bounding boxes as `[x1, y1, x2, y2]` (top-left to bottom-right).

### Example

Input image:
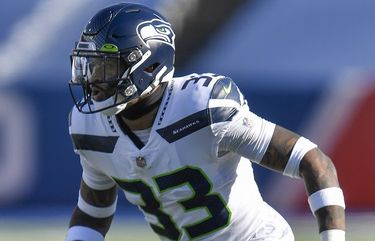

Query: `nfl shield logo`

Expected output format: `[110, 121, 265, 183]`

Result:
[136, 156, 147, 168]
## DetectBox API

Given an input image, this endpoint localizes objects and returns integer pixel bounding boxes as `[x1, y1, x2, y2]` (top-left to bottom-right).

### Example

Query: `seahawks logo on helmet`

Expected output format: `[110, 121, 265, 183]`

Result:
[137, 19, 175, 49]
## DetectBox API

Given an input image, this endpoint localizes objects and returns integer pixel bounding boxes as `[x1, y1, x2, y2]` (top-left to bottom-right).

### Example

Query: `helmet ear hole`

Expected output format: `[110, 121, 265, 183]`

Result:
[144, 63, 160, 73]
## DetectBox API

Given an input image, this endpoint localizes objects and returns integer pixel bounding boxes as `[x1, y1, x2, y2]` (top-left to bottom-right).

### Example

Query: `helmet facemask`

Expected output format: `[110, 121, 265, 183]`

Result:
[69, 43, 146, 115]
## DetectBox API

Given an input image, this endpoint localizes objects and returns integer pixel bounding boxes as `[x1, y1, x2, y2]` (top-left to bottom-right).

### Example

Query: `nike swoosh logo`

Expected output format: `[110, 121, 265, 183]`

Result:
[223, 81, 232, 94]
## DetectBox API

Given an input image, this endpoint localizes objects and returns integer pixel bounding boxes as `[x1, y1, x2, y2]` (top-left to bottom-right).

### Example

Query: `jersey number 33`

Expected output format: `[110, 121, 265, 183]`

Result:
[113, 166, 231, 240]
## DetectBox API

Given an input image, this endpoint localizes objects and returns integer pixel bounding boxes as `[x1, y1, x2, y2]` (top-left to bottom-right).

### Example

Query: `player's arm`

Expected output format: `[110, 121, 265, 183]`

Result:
[210, 77, 345, 240]
[66, 179, 117, 241]
[261, 125, 346, 240]
[217, 110, 345, 240]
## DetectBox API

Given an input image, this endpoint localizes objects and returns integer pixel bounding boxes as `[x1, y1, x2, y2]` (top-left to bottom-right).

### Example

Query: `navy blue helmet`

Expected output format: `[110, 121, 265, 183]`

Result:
[69, 3, 175, 115]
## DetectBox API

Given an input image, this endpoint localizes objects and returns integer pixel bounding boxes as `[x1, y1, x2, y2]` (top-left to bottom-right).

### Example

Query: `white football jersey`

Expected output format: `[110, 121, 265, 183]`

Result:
[69, 73, 289, 241]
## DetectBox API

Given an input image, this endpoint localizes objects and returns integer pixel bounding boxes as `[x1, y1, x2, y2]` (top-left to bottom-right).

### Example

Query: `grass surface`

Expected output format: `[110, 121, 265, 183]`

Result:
[0, 213, 374, 241]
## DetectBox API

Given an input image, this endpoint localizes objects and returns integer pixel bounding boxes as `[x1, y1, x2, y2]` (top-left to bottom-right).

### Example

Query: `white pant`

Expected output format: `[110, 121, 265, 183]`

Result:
[250, 203, 294, 241]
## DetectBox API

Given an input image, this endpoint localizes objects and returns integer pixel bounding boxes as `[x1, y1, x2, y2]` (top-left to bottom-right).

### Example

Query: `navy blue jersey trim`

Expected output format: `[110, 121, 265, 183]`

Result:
[115, 116, 145, 150]
[209, 77, 240, 123]
[210, 77, 241, 105]
[156, 109, 209, 143]
[210, 107, 238, 123]
[71, 134, 119, 153]
[156, 107, 235, 143]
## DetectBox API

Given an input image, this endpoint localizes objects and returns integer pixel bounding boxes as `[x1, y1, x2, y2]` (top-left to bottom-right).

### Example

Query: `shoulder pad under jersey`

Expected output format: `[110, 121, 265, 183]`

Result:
[209, 76, 245, 123]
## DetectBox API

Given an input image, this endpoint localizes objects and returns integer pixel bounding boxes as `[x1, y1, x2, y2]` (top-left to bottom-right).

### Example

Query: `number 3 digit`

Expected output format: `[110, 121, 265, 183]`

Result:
[154, 166, 231, 239]
[113, 178, 181, 240]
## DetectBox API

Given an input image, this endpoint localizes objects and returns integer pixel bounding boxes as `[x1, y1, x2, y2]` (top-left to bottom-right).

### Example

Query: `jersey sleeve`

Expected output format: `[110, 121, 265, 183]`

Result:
[80, 156, 116, 190]
[209, 77, 275, 162]
[219, 110, 275, 163]
[69, 107, 115, 190]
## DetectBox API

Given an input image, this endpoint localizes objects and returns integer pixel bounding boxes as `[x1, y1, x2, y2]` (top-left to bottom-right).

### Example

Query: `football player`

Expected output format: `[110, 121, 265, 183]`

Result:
[66, 3, 346, 241]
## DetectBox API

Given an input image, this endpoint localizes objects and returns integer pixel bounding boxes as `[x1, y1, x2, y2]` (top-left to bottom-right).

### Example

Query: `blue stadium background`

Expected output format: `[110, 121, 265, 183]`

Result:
[1, 0, 375, 217]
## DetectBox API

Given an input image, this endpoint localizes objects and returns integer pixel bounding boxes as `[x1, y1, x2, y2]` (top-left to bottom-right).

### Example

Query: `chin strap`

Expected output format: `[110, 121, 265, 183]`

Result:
[120, 83, 166, 120]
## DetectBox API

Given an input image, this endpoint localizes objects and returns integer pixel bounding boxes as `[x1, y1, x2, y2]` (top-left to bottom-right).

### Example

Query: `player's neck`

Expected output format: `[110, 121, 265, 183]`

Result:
[117, 83, 166, 130]
[118, 104, 159, 130]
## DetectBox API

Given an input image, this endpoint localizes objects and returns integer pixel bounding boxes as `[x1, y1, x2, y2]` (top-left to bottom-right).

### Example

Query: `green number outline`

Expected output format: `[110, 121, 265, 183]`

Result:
[112, 177, 181, 240]
[114, 166, 231, 240]
[153, 166, 231, 240]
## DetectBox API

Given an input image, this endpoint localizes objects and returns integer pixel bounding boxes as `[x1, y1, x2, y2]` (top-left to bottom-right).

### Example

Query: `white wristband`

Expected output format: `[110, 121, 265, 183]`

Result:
[308, 187, 345, 214]
[66, 226, 104, 241]
[320, 229, 345, 241]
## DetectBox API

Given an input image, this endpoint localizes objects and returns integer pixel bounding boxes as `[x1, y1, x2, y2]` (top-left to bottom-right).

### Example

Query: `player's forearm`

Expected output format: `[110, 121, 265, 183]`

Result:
[69, 206, 114, 236]
[259, 125, 346, 240]
[66, 179, 117, 241]
[299, 149, 346, 238]
[66, 207, 114, 241]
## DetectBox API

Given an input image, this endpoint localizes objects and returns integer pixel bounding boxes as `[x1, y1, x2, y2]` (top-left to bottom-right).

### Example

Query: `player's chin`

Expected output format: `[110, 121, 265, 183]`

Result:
[91, 91, 107, 101]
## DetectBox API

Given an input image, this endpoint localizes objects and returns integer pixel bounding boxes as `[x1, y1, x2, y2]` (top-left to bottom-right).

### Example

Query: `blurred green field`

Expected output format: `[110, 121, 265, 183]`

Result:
[0, 213, 374, 241]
